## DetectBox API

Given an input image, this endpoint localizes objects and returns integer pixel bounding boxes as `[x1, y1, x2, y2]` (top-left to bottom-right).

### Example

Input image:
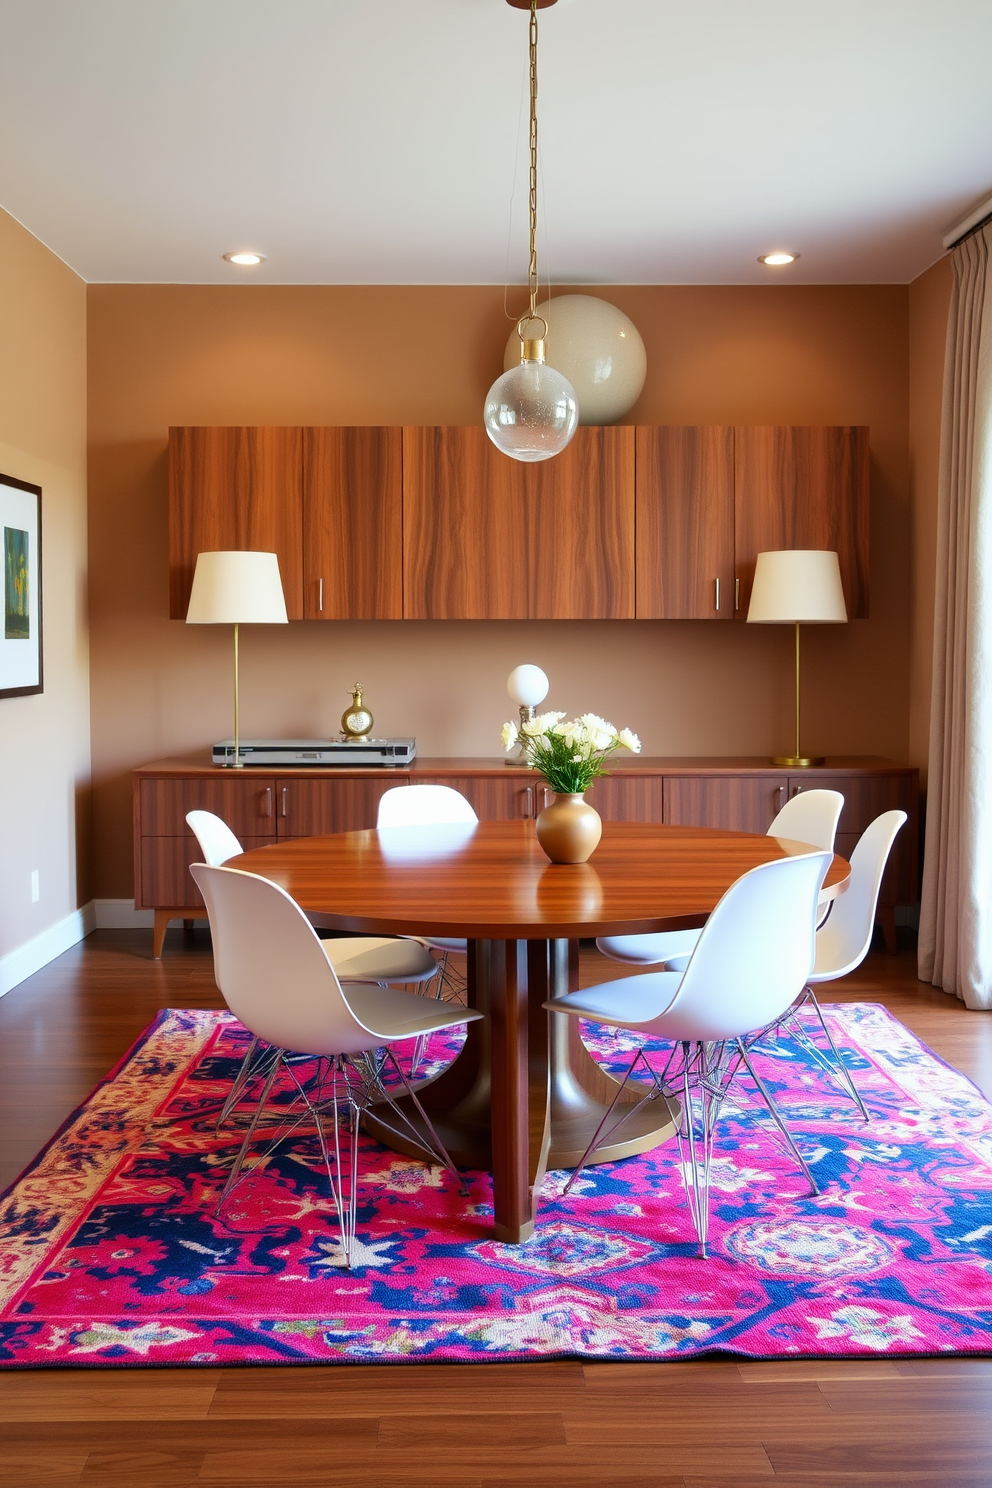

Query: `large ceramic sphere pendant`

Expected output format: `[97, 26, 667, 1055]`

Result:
[535, 792, 603, 864]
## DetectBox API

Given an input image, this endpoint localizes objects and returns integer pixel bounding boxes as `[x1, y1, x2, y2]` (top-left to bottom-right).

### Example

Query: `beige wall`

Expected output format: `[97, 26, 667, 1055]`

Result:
[908, 256, 954, 785]
[88, 283, 912, 898]
[0, 207, 89, 957]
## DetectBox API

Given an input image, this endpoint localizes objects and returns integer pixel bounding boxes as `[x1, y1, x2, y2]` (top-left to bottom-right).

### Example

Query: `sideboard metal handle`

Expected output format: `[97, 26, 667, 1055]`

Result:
[261, 786, 272, 817]
[318, 578, 324, 613]
[543, 786, 552, 810]
[280, 786, 288, 818]
[525, 786, 533, 818]
[714, 577, 720, 611]
[735, 577, 741, 611]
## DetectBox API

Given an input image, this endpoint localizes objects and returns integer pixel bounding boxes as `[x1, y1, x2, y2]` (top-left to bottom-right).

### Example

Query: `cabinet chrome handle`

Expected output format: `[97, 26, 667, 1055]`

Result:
[318, 578, 323, 613]
[714, 577, 720, 611]
[542, 786, 552, 809]
[735, 577, 741, 611]
[261, 787, 272, 817]
[525, 786, 533, 818]
[793, 783, 804, 796]
[280, 786, 288, 818]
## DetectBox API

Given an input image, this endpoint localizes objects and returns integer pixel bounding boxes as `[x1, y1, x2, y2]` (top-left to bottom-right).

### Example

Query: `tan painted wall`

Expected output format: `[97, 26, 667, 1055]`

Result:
[908, 256, 953, 786]
[0, 207, 89, 956]
[88, 283, 911, 898]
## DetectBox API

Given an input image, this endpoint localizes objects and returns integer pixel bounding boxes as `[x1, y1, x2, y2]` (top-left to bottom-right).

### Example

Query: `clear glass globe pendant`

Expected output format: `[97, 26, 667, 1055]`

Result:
[484, 319, 578, 462]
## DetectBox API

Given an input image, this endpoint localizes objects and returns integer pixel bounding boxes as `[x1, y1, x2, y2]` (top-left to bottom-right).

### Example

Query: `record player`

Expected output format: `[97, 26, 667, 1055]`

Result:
[212, 738, 416, 768]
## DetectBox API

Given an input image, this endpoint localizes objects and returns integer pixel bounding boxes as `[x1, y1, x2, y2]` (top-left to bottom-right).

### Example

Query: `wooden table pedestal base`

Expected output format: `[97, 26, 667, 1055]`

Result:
[366, 937, 680, 1243]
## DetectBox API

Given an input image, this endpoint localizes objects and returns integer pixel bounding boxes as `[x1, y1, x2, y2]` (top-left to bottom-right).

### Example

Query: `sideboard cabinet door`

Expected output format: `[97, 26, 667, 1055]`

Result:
[635, 427, 735, 619]
[413, 774, 537, 820]
[734, 426, 870, 618]
[402, 426, 635, 619]
[303, 427, 402, 619]
[169, 427, 304, 619]
[276, 777, 401, 837]
[663, 774, 786, 834]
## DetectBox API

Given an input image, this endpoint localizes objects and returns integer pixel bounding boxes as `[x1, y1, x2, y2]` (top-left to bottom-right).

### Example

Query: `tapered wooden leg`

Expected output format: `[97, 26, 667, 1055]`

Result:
[152, 910, 184, 959]
[487, 938, 550, 1243]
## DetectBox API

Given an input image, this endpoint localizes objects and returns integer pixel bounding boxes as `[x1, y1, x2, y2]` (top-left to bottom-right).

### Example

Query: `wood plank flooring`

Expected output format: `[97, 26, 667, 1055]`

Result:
[1, 927, 990, 1487]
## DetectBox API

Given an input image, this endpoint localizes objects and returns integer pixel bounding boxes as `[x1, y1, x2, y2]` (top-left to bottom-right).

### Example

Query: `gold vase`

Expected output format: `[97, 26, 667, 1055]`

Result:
[535, 792, 603, 864]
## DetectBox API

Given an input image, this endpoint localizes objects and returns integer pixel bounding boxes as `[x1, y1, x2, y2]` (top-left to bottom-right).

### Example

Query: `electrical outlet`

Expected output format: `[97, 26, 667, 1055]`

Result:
[31, 869, 40, 903]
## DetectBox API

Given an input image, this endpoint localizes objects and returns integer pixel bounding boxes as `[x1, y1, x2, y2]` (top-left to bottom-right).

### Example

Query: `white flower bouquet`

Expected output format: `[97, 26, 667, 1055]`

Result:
[501, 712, 641, 794]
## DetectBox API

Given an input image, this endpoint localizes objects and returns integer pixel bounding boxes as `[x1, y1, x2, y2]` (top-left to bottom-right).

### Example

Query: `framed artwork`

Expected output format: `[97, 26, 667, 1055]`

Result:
[0, 473, 43, 699]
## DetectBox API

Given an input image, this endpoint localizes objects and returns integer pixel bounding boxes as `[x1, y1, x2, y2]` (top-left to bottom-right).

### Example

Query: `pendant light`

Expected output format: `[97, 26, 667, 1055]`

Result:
[484, 0, 578, 462]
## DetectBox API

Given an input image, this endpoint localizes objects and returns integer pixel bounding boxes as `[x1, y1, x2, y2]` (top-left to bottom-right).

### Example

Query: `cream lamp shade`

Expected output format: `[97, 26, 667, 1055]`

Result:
[746, 549, 847, 625]
[185, 550, 288, 625]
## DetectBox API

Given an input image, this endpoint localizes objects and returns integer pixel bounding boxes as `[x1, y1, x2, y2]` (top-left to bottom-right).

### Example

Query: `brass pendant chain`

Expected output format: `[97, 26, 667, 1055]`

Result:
[527, 0, 539, 324]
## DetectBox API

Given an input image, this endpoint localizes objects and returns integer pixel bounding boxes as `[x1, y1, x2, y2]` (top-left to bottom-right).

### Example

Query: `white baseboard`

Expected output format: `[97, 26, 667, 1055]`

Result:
[93, 898, 156, 930]
[0, 902, 97, 998]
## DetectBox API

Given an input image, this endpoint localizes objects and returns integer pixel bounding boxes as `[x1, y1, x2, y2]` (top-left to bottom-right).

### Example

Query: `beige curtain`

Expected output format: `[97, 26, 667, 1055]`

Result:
[919, 222, 992, 1010]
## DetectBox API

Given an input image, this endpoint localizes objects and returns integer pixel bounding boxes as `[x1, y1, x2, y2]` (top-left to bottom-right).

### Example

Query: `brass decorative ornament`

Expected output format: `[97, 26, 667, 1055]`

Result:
[340, 684, 374, 742]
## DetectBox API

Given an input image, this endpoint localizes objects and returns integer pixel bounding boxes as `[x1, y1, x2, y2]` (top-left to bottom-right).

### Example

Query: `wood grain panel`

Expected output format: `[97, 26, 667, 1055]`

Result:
[169, 426, 304, 618]
[788, 773, 915, 835]
[586, 774, 665, 822]
[139, 834, 276, 909]
[276, 776, 399, 837]
[663, 775, 786, 833]
[402, 426, 635, 619]
[734, 426, 870, 618]
[303, 427, 402, 619]
[138, 776, 277, 837]
[635, 426, 735, 618]
[414, 774, 537, 821]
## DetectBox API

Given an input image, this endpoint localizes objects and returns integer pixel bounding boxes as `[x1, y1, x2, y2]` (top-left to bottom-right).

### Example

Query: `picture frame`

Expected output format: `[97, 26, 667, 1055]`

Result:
[0, 473, 43, 699]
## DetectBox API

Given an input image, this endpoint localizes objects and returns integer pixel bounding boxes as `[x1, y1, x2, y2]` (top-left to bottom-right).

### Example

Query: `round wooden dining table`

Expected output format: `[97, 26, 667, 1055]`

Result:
[231, 819, 849, 1244]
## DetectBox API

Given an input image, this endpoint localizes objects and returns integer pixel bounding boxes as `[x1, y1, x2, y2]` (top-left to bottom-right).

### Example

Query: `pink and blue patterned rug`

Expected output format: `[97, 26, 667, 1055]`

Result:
[1, 1003, 990, 1368]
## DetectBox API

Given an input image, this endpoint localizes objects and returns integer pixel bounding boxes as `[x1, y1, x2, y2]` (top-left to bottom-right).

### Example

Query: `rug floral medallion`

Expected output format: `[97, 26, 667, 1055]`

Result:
[0, 1003, 989, 1368]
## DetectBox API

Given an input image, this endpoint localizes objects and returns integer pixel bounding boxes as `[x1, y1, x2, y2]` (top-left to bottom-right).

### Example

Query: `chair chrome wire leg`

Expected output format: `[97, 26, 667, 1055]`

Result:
[368, 1049, 470, 1195]
[216, 1053, 284, 1207]
[562, 1046, 675, 1197]
[215, 1036, 280, 1130]
[800, 990, 870, 1122]
[736, 1039, 820, 1195]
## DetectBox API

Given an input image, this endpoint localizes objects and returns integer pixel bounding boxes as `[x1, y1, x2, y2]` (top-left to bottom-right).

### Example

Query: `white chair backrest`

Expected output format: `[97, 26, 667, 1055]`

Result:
[186, 810, 244, 866]
[377, 784, 478, 828]
[190, 864, 384, 1057]
[636, 851, 831, 1043]
[768, 789, 844, 851]
[812, 810, 907, 980]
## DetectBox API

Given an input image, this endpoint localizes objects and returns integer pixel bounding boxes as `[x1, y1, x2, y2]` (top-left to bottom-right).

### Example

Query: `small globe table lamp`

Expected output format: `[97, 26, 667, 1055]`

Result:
[505, 663, 550, 766]
[747, 549, 847, 767]
[186, 550, 288, 769]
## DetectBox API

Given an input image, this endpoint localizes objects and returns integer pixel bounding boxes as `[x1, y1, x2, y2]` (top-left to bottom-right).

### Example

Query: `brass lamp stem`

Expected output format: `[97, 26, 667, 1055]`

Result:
[772, 620, 822, 768]
[233, 621, 242, 769]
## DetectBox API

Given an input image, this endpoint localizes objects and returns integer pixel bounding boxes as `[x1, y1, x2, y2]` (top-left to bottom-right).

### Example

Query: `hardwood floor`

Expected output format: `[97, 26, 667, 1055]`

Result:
[1, 927, 990, 1487]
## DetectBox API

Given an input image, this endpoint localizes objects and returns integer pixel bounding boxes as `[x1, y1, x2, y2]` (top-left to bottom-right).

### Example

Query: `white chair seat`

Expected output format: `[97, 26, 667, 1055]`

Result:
[595, 928, 699, 967]
[323, 936, 438, 984]
[556, 970, 683, 1026]
[416, 936, 468, 956]
[343, 981, 474, 1039]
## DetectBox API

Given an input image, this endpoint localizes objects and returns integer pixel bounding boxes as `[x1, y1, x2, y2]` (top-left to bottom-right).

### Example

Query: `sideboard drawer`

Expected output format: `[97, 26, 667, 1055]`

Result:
[139, 776, 277, 837]
[789, 773, 915, 835]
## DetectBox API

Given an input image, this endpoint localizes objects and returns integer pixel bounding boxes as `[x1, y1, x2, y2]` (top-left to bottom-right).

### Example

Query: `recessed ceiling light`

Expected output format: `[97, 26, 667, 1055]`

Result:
[223, 250, 265, 266]
[758, 251, 799, 266]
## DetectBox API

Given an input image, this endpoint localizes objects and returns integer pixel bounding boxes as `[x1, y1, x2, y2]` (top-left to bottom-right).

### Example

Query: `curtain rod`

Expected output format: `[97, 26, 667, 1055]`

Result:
[943, 190, 992, 250]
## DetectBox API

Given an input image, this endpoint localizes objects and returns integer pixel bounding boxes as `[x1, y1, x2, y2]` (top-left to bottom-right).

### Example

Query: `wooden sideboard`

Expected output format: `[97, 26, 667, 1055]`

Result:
[134, 755, 918, 957]
[169, 424, 870, 622]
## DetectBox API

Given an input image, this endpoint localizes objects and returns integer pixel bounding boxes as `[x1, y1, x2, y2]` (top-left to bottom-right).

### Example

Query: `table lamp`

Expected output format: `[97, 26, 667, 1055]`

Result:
[746, 549, 847, 767]
[505, 663, 550, 767]
[186, 550, 288, 768]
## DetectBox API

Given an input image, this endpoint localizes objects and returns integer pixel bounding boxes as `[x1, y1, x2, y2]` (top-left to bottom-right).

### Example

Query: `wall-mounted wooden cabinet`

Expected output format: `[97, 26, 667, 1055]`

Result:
[635, 425, 870, 620]
[402, 426, 635, 619]
[169, 423, 870, 622]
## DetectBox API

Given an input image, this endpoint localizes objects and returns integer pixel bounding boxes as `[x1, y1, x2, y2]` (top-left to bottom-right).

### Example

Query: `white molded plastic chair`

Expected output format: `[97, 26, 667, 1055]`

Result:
[545, 850, 832, 1256]
[186, 810, 442, 1124]
[376, 785, 478, 1006]
[596, 789, 844, 969]
[761, 810, 908, 1120]
[191, 863, 483, 1267]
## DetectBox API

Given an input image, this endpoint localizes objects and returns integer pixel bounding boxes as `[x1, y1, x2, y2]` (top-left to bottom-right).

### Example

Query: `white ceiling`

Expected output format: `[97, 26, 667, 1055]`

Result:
[1, 0, 990, 286]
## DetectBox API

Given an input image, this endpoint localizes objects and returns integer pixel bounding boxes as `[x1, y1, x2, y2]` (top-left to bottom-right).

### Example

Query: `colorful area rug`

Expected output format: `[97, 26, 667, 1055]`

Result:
[1, 1003, 990, 1367]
